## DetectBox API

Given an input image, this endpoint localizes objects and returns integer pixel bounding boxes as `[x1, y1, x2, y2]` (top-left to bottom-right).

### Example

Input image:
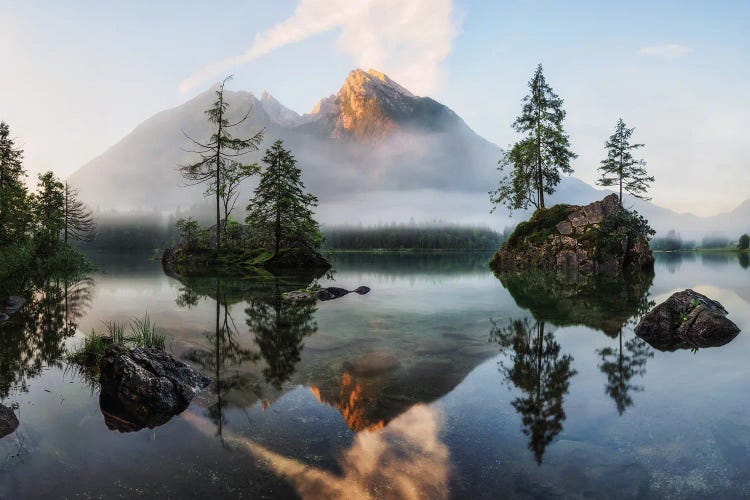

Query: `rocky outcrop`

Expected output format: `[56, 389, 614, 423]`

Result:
[99, 345, 210, 432]
[635, 289, 741, 351]
[490, 194, 654, 274]
[162, 241, 331, 278]
[0, 404, 19, 439]
[283, 286, 371, 302]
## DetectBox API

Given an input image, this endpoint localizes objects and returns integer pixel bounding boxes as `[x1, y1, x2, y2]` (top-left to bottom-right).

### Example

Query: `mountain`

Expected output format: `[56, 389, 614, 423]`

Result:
[68, 68, 747, 238]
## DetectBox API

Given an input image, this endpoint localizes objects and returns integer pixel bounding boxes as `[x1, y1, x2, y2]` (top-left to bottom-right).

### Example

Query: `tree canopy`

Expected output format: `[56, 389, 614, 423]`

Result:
[490, 64, 576, 213]
[179, 75, 264, 254]
[597, 118, 653, 206]
[246, 140, 322, 254]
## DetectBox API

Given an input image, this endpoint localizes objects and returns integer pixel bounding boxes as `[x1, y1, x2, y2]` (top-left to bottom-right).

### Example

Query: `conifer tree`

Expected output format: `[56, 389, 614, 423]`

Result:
[64, 182, 96, 243]
[246, 140, 322, 255]
[490, 64, 576, 213]
[597, 118, 653, 207]
[34, 171, 65, 247]
[179, 76, 263, 255]
[0, 121, 31, 245]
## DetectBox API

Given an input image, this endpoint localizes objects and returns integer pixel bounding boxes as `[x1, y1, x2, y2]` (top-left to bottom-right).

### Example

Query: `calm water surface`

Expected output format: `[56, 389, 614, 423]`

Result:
[1, 252, 749, 498]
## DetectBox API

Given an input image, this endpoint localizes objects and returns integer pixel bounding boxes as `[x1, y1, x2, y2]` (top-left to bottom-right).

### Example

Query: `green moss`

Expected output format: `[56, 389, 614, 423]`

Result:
[506, 204, 573, 249]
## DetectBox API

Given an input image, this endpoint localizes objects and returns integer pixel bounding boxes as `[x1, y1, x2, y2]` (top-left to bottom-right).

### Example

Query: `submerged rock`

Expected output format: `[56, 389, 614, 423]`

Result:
[99, 345, 210, 432]
[490, 194, 654, 274]
[0, 404, 19, 439]
[284, 286, 371, 302]
[635, 289, 740, 351]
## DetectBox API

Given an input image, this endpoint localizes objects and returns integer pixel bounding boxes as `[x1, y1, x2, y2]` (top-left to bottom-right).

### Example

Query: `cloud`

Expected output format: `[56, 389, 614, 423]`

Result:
[637, 44, 693, 59]
[179, 0, 458, 96]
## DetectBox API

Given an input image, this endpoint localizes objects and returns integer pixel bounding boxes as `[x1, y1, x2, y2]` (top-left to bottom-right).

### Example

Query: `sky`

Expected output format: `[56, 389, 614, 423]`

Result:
[1, 0, 748, 216]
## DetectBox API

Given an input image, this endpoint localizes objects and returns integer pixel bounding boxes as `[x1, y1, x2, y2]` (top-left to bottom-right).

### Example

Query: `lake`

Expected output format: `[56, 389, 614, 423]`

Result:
[1, 251, 750, 498]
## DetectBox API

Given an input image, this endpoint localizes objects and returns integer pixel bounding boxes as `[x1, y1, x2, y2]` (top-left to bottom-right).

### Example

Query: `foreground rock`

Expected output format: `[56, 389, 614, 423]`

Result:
[0, 404, 19, 439]
[635, 289, 740, 351]
[283, 286, 371, 302]
[99, 345, 210, 432]
[490, 194, 654, 274]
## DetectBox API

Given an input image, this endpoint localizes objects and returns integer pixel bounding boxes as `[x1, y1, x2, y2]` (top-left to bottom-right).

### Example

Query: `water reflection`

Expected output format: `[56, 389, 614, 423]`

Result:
[245, 288, 318, 389]
[0, 275, 94, 399]
[490, 318, 577, 464]
[183, 403, 449, 500]
[495, 271, 653, 337]
[181, 280, 262, 437]
[596, 327, 653, 414]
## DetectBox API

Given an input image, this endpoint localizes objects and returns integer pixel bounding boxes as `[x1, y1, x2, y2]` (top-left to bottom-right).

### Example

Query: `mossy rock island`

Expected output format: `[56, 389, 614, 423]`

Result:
[162, 241, 331, 279]
[490, 194, 654, 274]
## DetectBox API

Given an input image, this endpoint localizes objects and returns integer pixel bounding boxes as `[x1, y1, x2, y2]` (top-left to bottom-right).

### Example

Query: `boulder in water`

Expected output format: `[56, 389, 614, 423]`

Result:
[0, 404, 19, 439]
[635, 289, 740, 351]
[99, 345, 210, 432]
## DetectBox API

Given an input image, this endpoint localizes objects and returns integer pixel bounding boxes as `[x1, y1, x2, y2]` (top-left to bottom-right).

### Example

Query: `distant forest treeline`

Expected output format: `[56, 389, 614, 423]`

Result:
[322, 224, 506, 251]
[78, 211, 507, 253]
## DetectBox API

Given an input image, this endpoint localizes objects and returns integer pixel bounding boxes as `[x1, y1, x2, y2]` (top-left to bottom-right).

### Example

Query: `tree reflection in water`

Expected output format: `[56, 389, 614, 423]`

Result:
[596, 327, 653, 415]
[180, 280, 262, 438]
[0, 275, 94, 399]
[490, 318, 577, 464]
[175, 277, 318, 435]
[245, 287, 318, 390]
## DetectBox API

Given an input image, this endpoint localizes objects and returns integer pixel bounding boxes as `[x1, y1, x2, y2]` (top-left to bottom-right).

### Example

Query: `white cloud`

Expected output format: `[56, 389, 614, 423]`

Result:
[179, 0, 458, 96]
[638, 43, 693, 59]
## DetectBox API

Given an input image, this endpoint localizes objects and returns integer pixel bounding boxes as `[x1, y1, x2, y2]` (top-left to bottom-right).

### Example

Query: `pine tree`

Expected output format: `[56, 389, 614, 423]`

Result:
[0, 121, 31, 245]
[246, 140, 322, 255]
[64, 182, 96, 243]
[179, 76, 263, 255]
[34, 171, 65, 248]
[597, 118, 653, 207]
[490, 64, 577, 213]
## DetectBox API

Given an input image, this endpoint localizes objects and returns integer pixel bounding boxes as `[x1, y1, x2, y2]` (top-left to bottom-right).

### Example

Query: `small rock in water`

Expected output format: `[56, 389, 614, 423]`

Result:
[635, 289, 740, 351]
[316, 287, 350, 301]
[99, 345, 210, 432]
[353, 286, 371, 295]
[0, 404, 19, 439]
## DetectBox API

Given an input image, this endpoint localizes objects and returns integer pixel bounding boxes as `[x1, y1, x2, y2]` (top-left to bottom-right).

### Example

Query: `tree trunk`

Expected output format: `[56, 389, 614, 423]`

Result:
[215, 98, 223, 260]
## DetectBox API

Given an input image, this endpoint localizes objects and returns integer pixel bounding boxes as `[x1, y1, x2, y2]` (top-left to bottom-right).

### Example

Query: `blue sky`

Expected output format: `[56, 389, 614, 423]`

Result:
[1, 0, 747, 215]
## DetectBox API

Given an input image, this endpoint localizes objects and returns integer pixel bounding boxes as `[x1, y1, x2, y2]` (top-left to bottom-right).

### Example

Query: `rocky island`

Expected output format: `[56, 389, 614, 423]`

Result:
[490, 194, 654, 274]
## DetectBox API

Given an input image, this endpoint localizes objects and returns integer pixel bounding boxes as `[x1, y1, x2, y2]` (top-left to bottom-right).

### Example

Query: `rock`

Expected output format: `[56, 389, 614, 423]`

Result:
[583, 202, 604, 225]
[282, 290, 316, 302]
[99, 345, 210, 432]
[285, 286, 371, 302]
[556, 221, 573, 235]
[635, 289, 740, 351]
[489, 194, 654, 275]
[569, 210, 588, 228]
[0, 404, 19, 439]
[316, 287, 350, 301]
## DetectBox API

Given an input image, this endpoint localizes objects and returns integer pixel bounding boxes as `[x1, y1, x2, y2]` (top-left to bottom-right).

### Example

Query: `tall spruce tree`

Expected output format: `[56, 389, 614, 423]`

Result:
[490, 64, 577, 213]
[246, 140, 322, 255]
[64, 182, 96, 243]
[34, 171, 65, 248]
[0, 121, 31, 245]
[179, 76, 263, 255]
[597, 118, 653, 207]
